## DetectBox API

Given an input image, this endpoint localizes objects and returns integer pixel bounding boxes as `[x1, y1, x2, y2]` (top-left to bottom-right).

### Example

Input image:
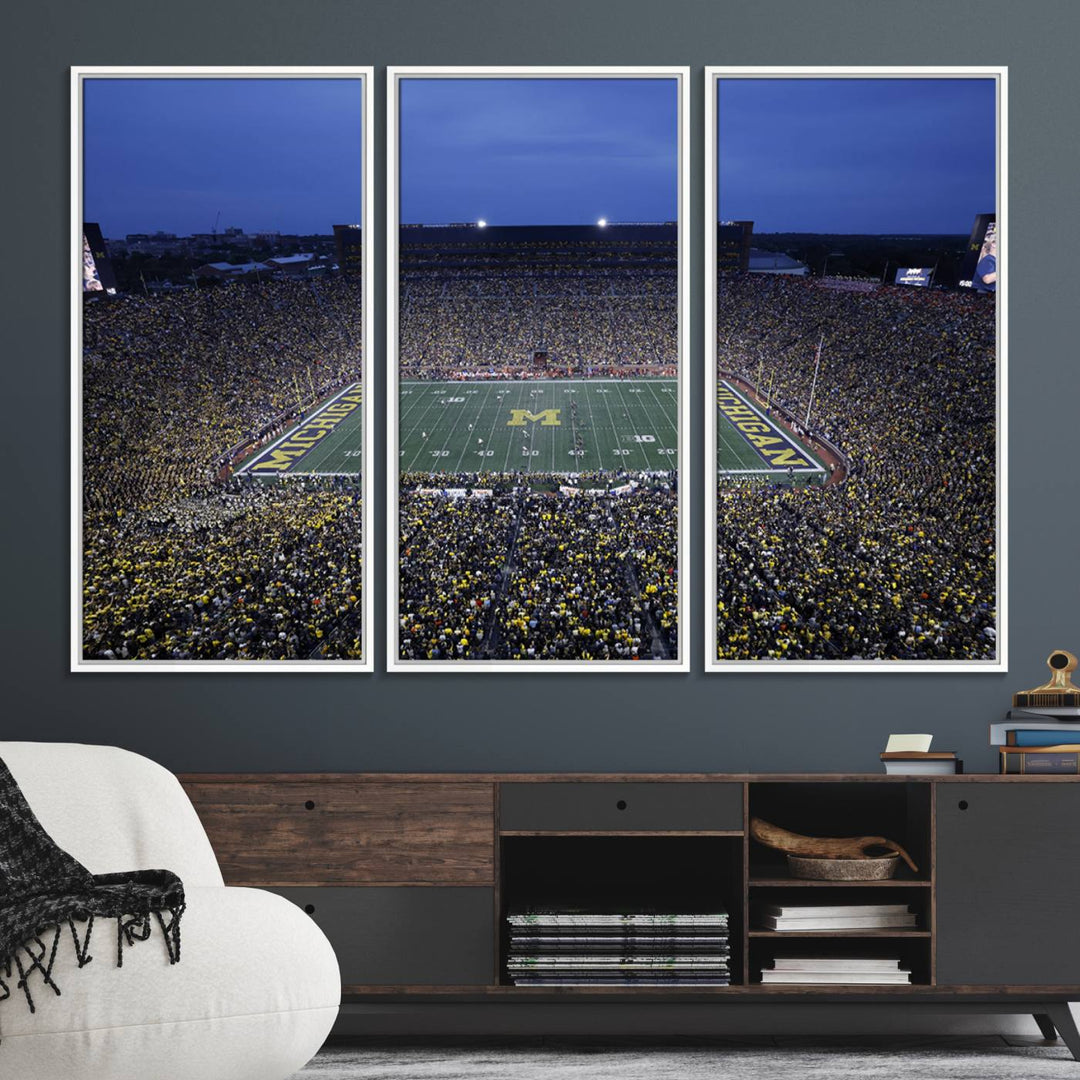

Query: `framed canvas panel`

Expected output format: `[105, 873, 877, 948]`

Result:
[705, 67, 1007, 672]
[72, 67, 374, 671]
[388, 67, 689, 671]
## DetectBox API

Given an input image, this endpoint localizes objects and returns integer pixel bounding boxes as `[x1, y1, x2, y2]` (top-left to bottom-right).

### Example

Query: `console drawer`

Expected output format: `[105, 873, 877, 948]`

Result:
[499, 782, 743, 832]
[271, 886, 495, 986]
[183, 781, 494, 885]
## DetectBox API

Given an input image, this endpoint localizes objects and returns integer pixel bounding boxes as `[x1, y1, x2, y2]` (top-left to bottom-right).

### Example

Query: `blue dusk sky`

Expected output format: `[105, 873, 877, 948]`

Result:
[83, 78, 364, 237]
[718, 78, 996, 233]
[399, 78, 678, 225]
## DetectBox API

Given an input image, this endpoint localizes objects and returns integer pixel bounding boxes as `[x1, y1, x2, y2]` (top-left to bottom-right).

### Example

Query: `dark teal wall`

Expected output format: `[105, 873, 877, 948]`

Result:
[3, 0, 1075, 775]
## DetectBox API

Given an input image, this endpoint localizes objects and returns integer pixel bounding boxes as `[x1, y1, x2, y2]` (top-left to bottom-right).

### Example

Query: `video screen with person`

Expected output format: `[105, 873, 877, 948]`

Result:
[972, 220, 997, 293]
[960, 212, 997, 292]
[82, 234, 104, 292]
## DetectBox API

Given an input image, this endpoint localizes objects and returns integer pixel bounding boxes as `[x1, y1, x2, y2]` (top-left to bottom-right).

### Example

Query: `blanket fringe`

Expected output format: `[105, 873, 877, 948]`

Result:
[0, 905, 185, 1017]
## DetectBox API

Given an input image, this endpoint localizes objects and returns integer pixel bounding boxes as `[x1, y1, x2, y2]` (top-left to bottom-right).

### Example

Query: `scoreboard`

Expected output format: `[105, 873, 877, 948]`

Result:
[894, 267, 932, 287]
[717, 220, 753, 273]
[333, 224, 364, 276]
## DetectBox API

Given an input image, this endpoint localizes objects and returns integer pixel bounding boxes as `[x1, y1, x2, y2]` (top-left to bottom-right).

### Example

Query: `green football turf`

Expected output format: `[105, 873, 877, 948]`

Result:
[238, 383, 364, 477]
[398, 378, 678, 474]
[716, 379, 827, 484]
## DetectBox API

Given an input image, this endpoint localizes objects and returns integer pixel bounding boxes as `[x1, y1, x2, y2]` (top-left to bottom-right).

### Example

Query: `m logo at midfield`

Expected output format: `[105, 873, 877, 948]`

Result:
[507, 408, 561, 427]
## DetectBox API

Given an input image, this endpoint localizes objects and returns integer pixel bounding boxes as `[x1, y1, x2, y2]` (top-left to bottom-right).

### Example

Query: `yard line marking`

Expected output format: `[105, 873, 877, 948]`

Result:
[398, 380, 431, 426]
[479, 382, 505, 473]
[636, 379, 676, 469]
[644, 378, 679, 438]
[601, 381, 646, 470]
[452, 381, 494, 473]
[614, 380, 663, 471]
[403, 386, 454, 472]
[501, 382, 526, 473]
[550, 382, 558, 472]
[432, 383, 473, 468]
[565, 382, 581, 470]
[581, 381, 604, 470]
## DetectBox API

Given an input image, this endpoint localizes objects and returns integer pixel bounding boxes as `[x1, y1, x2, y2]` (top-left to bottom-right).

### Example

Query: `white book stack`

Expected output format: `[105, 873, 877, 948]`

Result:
[762, 957, 912, 985]
[758, 903, 917, 932]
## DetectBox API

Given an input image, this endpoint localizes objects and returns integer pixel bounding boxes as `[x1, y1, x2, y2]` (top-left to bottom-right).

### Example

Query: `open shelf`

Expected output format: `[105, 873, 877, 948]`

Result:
[743, 782, 934, 988]
[747, 933, 932, 987]
[749, 877, 931, 888]
[500, 835, 744, 987]
[494, 781, 937, 995]
[749, 930, 931, 938]
[748, 781, 932, 882]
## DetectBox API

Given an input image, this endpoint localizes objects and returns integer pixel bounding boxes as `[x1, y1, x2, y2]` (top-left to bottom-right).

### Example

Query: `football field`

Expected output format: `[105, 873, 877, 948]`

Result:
[716, 379, 826, 484]
[399, 378, 678, 474]
[238, 383, 364, 477]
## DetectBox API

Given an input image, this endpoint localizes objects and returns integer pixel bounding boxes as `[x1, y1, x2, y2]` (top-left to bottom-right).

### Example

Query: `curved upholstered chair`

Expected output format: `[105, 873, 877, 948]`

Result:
[0, 742, 339, 1080]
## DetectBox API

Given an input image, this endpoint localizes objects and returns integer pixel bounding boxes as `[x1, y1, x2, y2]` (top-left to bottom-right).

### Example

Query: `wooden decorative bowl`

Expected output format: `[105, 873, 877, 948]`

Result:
[786, 853, 900, 881]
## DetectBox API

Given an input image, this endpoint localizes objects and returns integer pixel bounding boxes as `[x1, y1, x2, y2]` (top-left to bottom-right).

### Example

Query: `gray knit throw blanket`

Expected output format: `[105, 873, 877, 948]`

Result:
[0, 755, 185, 1021]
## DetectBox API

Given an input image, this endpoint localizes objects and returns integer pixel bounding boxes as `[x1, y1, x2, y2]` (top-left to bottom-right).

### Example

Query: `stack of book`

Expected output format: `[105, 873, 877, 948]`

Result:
[505, 909, 730, 986]
[761, 956, 912, 985]
[992, 707, 1080, 774]
[880, 751, 961, 775]
[879, 734, 961, 774]
[757, 902, 917, 932]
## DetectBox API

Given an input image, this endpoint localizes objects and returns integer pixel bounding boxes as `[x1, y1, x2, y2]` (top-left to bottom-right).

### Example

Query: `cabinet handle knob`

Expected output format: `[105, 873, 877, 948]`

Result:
[616, 800, 628, 811]
[304, 904, 316, 915]
[958, 800, 969, 811]
[305, 800, 316, 811]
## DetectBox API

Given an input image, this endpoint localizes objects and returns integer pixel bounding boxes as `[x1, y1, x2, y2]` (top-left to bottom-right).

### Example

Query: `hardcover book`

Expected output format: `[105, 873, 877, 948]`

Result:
[1000, 748, 1080, 774]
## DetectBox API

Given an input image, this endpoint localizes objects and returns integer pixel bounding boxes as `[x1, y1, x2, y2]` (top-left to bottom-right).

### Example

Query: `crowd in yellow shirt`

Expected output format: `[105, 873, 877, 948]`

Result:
[81, 278, 365, 661]
[715, 274, 996, 661]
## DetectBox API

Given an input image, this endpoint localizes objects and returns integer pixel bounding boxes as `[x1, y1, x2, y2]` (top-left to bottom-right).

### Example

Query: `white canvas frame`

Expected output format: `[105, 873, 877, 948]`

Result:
[71, 66, 374, 672]
[705, 66, 1007, 673]
[387, 66, 690, 672]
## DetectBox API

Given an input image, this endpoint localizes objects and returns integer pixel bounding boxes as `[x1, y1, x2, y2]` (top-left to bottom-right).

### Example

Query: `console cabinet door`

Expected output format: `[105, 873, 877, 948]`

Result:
[936, 783, 1080, 986]
[272, 886, 495, 986]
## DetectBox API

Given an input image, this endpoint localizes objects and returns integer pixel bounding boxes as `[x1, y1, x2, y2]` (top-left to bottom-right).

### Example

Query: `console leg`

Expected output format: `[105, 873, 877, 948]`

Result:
[1045, 1005, 1080, 1061]
[1034, 1013, 1058, 1041]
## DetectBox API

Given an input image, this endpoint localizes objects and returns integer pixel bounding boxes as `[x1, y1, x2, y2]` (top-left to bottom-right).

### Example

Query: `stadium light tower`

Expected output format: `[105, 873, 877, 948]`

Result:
[597, 217, 608, 228]
[477, 219, 487, 229]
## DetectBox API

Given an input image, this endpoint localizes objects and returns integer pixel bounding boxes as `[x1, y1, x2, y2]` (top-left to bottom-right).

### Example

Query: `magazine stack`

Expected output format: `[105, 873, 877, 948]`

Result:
[505, 909, 730, 986]
[761, 957, 912, 985]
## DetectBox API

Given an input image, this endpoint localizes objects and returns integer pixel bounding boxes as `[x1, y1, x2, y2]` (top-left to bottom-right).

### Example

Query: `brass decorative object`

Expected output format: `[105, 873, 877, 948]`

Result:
[750, 817, 919, 874]
[1013, 650, 1080, 709]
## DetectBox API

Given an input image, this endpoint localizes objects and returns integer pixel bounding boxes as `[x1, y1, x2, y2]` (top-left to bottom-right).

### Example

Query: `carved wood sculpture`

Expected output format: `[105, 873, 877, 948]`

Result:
[750, 817, 919, 873]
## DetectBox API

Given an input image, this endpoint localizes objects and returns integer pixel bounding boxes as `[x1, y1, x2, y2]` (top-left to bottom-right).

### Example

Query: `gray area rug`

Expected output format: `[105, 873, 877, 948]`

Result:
[293, 1042, 1077, 1079]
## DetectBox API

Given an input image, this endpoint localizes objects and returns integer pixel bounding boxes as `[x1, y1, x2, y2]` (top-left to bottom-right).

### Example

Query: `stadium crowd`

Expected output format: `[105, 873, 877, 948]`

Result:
[715, 274, 997, 661]
[81, 278, 365, 661]
[399, 255, 676, 376]
[398, 475, 678, 661]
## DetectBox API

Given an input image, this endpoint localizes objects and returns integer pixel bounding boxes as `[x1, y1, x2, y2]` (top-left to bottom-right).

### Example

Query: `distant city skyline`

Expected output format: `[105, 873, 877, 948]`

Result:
[718, 78, 996, 234]
[83, 78, 364, 236]
[400, 78, 678, 225]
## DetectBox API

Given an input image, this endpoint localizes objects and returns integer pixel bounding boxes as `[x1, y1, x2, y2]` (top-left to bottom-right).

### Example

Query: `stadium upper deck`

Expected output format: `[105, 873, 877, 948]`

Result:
[399, 223, 677, 376]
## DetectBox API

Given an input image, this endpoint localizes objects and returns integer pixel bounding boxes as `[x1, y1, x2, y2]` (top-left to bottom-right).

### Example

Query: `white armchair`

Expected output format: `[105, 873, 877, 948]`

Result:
[0, 742, 339, 1080]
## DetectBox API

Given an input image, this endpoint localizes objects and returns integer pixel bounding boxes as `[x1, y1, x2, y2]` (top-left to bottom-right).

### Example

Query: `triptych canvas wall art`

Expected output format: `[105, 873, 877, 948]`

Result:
[706, 67, 1005, 671]
[387, 68, 689, 670]
[72, 68, 374, 671]
[70, 65, 1004, 674]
